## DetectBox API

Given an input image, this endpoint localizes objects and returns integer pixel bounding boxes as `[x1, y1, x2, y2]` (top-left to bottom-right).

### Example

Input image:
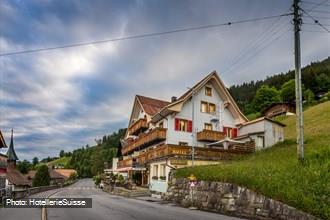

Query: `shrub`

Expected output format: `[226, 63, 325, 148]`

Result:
[159, 176, 166, 181]
[93, 175, 101, 186]
[118, 174, 125, 185]
[33, 165, 50, 187]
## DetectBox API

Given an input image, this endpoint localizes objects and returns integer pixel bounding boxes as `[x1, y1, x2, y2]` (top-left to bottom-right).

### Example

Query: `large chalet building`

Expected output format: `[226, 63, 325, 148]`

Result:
[117, 71, 285, 193]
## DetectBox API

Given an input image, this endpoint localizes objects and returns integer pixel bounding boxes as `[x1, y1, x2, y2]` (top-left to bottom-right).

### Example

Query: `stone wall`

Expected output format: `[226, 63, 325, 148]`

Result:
[164, 178, 320, 220]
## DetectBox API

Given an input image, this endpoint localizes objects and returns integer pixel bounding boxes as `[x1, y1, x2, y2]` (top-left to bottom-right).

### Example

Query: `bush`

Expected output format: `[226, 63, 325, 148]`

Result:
[118, 174, 125, 185]
[159, 176, 166, 181]
[33, 165, 50, 187]
[93, 175, 101, 186]
[68, 172, 78, 181]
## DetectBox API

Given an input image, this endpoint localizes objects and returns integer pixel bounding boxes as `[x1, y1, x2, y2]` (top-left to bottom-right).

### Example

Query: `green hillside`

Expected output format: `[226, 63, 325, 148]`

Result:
[47, 156, 71, 168]
[175, 101, 330, 219]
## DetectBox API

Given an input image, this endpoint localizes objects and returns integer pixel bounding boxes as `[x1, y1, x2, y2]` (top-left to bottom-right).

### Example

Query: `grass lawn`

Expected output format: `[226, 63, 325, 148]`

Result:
[175, 101, 330, 219]
[47, 156, 71, 168]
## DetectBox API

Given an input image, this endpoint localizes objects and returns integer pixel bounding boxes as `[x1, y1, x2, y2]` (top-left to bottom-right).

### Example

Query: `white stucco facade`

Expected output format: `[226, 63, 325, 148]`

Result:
[237, 119, 285, 150]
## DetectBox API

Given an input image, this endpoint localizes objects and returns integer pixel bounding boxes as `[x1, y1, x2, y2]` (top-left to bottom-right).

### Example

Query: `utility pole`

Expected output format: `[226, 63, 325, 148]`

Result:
[293, 0, 304, 160]
[191, 88, 195, 166]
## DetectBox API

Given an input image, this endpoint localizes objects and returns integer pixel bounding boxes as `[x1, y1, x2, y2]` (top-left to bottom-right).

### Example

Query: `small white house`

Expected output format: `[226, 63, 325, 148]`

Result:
[236, 117, 285, 150]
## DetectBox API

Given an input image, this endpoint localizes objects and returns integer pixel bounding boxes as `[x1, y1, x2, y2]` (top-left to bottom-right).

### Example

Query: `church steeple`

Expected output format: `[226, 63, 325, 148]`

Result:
[7, 129, 19, 162]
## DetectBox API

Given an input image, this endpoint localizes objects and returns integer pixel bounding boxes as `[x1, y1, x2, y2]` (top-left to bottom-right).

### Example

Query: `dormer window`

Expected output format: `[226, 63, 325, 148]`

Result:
[205, 86, 212, 96]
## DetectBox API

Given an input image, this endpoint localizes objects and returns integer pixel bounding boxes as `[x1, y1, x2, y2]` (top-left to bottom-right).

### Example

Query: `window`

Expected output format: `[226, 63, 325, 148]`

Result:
[204, 123, 212, 130]
[160, 164, 166, 176]
[201, 101, 208, 113]
[209, 103, 216, 113]
[159, 121, 164, 128]
[175, 118, 192, 132]
[205, 86, 212, 96]
[153, 165, 158, 177]
[223, 127, 238, 138]
[179, 142, 188, 146]
[201, 101, 216, 114]
[179, 120, 187, 131]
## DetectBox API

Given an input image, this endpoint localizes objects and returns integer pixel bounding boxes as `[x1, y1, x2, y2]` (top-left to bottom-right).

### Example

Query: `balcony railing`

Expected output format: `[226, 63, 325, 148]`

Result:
[197, 129, 226, 142]
[135, 152, 148, 165]
[122, 128, 167, 155]
[117, 158, 133, 168]
[137, 141, 255, 164]
[119, 141, 255, 168]
[128, 118, 148, 136]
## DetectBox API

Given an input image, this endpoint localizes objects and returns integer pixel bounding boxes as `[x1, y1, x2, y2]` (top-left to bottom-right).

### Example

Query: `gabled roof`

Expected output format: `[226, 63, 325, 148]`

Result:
[262, 102, 295, 114]
[0, 130, 7, 148]
[25, 168, 68, 183]
[151, 71, 248, 124]
[125, 95, 169, 138]
[241, 117, 286, 127]
[7, 129, 19, 161]
[136, 95, 170, 116]
[54, 169, 77, 179]
[6, 163, 31, 186]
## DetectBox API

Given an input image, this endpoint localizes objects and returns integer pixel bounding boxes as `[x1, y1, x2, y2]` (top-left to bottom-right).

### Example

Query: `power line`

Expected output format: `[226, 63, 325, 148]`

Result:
[221, 12, 289, 75]
[301, 0, 330, 7]
[308, 9, 330, 13]
[222, 25, 291, 75]
[304, 22, 330, 26]
[309, 16, 330, 19]
[301, 8, 330, 32]
[302, 29, 330, 33]
[0, 13, 293, 57]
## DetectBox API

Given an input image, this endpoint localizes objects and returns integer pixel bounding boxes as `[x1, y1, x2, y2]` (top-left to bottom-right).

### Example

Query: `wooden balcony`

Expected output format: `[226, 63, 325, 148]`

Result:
[117, 157, 133, 168]
[197, 129, 226, 142]
[135, 152, 148, 166]
[122, 128, 167, 155]
[121, 141, 255, 168]
[128, 118, 148, 136]
[144, 142, 255, 162]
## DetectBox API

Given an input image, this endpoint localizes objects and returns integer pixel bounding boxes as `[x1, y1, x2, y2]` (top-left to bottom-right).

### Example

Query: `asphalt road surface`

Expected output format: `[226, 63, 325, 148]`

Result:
[1, 179, 245, 220]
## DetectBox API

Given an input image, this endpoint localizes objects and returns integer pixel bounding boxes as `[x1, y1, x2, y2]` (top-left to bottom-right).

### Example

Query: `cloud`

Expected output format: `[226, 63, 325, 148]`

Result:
[0, 0, 329, 160]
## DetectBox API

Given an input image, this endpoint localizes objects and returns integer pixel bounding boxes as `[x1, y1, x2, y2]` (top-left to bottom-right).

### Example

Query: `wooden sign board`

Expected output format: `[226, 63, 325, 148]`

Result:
[170, 159, 188, 165]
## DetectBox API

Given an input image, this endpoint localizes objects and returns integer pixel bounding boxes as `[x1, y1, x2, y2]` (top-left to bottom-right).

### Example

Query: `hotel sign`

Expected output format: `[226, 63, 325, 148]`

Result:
[170, 159, 188, 165]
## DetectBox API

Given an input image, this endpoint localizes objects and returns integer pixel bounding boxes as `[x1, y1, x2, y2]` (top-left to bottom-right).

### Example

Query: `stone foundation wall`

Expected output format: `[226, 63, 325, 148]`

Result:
[164, 178, 319, 220]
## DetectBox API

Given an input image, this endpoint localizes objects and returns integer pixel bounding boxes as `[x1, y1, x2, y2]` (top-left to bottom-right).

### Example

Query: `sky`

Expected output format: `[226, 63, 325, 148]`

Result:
[0, 0, 329, 161]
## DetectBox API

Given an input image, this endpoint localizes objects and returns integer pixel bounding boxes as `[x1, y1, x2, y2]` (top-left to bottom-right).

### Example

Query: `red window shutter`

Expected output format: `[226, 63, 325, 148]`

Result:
[223, 127, 227, 136]
[188, 120, 193, 132]
[175, 118, 179, 131]
[233, 128, 238, 138]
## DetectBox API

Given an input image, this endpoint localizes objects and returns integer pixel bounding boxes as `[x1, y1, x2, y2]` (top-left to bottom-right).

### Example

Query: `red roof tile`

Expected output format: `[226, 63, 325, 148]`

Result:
[6, 164, 31, 186]
[136, 95, 170, 116]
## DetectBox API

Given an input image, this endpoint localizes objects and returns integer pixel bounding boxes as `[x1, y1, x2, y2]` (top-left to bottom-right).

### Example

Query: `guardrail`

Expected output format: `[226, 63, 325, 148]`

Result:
[0, 185, 60, 204]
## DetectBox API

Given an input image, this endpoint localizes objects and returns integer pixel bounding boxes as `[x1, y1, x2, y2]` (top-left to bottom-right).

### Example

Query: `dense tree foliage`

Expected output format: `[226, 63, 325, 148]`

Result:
[17, 160, 33, 174]
[40, 156, 59, 163]
[68, 128, 126, 178]
[229, 57, 330, 114]
[33, 165, 50, 187]
[252, 85, 280, 112]
[280, 79, 296, 103]
[32, 157, 39, 166]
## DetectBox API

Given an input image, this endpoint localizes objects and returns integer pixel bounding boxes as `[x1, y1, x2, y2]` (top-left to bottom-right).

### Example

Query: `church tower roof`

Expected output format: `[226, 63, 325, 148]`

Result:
[7, 129, 19, 161]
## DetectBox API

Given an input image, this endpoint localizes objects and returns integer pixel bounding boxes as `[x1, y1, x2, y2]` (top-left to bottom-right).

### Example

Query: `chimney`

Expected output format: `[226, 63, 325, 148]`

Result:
[171, 96, 177, 102]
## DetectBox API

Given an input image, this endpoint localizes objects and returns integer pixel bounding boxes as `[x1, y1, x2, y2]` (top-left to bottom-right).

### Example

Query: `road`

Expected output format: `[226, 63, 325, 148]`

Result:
[1, 179, 245, 220]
